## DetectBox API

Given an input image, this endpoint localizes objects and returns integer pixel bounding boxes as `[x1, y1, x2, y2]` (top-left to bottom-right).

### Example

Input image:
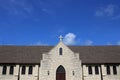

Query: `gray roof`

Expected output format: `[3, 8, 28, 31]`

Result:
[0, 46, 120, 64]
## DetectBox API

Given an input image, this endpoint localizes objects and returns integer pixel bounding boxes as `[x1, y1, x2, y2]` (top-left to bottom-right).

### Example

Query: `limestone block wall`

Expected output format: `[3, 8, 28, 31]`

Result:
[0, 64, 19, 80]
[0, 63, 120, 80]
[101, 64, 120, 80]
[82, 65, 101, 80]
[39, 42, 82, 80]
[82, 64, 120, 80]
[19, 65, 39, 80]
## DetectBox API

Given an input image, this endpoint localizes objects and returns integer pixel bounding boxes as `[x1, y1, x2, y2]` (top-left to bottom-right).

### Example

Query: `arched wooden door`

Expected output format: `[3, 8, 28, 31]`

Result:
[56, 65, 66, 80]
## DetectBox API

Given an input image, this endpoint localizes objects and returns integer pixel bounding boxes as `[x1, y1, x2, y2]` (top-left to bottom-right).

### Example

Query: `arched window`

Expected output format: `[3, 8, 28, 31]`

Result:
[59, 48, 62, 55]
[56, 65, 65, 73]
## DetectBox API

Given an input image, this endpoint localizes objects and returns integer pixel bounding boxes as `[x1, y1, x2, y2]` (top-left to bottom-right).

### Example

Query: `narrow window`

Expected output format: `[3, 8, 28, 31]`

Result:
[2, 66, 7, 75]
[106, 65, 110, 75]
[48, 71, 50, 75]
[28, 66, 33, 74]
[113, 66, 117, 75]
[21, 66, 26, 74]
[88, 66, 92, 74]
[59, 48, 62, 55]
[95, 66, 99, 74]
[72, 71, 75, 76]
[9, 66, 14, 75]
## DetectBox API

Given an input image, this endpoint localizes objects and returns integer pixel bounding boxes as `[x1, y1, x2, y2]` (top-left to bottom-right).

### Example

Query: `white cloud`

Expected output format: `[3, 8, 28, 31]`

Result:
[95, 4, 116, 17]
[117, 41, 120, 45]
[85, 40, 93, 45]
[63, 33, 93, 45]
[63, 33, 77, 45]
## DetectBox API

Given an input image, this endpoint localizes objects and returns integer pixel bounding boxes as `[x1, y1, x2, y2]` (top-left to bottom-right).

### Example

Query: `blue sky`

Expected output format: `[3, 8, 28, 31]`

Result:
[0, 0, 120, 45]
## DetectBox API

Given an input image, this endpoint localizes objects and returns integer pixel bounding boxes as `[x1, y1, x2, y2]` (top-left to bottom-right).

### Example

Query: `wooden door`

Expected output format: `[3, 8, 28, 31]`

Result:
[56, 65, 66, 80]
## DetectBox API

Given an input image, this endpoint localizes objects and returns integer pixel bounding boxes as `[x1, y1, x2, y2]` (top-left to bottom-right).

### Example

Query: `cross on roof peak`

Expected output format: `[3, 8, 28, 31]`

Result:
[59, 35, 63, 41]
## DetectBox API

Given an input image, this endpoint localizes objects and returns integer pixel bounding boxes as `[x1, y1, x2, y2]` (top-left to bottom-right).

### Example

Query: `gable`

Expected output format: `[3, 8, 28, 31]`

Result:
[48, 41, 74, 56]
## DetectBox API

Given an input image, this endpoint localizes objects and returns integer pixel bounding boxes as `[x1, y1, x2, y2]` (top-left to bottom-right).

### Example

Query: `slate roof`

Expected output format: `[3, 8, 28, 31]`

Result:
[0, 46, 120, 64]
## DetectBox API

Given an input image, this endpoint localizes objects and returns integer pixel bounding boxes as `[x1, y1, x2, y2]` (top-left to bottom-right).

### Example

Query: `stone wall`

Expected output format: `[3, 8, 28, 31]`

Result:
[82, 64, 120, 80]
[83, 65, 101, 80]
[0, 65, 19, 80]
[39, 41, 82, 80]
[19, 65, 39, 80]
[102, 65, 120, 80]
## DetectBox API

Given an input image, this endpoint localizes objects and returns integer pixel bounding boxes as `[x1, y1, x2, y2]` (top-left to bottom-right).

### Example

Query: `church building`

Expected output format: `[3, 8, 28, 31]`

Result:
[0, 36, 120, 80]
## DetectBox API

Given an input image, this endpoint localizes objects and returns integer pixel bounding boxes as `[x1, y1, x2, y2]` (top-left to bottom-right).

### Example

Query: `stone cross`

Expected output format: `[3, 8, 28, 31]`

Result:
[59, 35, 63, 41]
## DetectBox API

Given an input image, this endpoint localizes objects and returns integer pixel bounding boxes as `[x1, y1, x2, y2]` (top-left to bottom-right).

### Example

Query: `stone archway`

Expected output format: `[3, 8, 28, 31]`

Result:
[56, 65, 66, 80]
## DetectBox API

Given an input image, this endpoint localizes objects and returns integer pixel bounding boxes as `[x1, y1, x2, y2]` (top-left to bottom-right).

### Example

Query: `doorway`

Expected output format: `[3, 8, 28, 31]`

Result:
[56, 65, 66, 80]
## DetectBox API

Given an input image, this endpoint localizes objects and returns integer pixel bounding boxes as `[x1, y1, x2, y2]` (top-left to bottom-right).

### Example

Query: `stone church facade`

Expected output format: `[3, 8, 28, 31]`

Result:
[0, 38, 120, 80]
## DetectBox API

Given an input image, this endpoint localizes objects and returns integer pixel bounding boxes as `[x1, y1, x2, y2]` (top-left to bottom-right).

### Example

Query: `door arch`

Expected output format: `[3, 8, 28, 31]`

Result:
[56, 65, 66, 80]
